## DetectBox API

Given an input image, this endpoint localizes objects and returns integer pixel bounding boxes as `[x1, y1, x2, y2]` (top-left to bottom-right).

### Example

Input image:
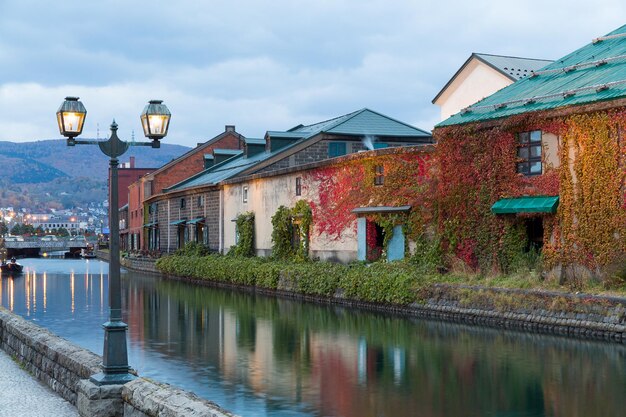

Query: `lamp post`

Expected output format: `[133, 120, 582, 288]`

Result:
[56, 96, 171, 385]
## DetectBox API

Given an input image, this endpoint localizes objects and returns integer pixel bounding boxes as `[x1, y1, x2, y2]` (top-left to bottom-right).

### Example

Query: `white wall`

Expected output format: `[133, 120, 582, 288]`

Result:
[223, 172, 358, 262]
[435, 58, 513, 121]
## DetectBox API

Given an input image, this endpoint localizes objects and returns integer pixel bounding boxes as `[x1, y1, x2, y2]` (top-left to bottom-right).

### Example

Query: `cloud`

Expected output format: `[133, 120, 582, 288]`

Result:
[0, 0, 625, 147]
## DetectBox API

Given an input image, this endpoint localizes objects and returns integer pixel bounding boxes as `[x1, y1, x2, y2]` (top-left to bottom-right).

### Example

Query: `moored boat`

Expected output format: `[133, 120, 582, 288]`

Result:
[1, 258, 23, 274]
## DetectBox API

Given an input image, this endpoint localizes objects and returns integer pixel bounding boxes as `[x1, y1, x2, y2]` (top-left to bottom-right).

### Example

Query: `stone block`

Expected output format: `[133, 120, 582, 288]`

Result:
[77, 379, 124, 417]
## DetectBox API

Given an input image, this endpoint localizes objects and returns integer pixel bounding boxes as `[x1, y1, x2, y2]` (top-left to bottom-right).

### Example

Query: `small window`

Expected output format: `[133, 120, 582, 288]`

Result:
[373, 143, 388, 149]
[180, 198, 186, 209]
[295, 177, 302, 196]
[517, 130, 542, 176]
[328, 142, 347, 158]
[197, 195, 203, 208]
[374, 165, 384, 186]
[242, 186, 249, 203]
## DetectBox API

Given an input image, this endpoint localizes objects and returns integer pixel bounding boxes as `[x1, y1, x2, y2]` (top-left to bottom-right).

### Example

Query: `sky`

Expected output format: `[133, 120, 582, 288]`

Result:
[0, 0, 625, 148]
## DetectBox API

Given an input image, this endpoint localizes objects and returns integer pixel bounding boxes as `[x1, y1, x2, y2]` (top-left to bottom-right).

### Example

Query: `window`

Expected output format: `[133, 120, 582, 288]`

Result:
[517, 130, 542, 175]
[197, 195, 203, 208]
[374, 165, 384, 186]
[373, 143, 388, 149]
[242, 186, 248, 203]
[295, 177, 302, 196]
[328, 142, 347, 158]
[180, 198, 186, 209]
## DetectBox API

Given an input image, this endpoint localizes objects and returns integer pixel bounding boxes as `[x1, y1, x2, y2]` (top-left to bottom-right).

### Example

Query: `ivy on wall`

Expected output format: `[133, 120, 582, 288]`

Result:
[307, 148, 433, 243]
[434, 108, 626, 278]
[231, 212, 255, 257]
[271, 200, 312, 261]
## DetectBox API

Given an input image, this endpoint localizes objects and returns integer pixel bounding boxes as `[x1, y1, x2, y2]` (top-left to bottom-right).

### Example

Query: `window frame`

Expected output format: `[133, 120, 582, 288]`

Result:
[374, 164, 384, 186]
[328, 142, 347, 158]
[242, 185, 249, 204]
[295, 177, 302, 196]
[517, 130, 542, 176]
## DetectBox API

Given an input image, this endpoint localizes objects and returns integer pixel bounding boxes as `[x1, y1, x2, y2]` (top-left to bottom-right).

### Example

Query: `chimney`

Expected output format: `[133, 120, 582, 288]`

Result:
[225, 125, 235, 132]
[129, 156, 135, 168]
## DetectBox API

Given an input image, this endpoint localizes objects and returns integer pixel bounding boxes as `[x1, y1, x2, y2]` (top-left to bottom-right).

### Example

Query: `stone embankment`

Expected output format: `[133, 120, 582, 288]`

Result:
[111, 252, 626, 343]
[0, 306, 237, 417]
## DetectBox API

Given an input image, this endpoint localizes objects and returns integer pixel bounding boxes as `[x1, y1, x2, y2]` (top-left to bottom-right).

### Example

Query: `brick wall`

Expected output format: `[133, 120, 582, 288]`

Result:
[151, 132, 242, 195]
[206, 190, 220, 251]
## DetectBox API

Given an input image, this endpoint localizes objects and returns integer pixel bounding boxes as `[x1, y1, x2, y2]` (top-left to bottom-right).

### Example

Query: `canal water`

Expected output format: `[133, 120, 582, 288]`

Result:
[1, 258, 625, 417]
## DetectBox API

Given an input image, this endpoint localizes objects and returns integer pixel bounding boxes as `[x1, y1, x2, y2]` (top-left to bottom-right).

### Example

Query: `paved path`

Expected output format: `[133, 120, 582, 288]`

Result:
[0, 349, 79, 417]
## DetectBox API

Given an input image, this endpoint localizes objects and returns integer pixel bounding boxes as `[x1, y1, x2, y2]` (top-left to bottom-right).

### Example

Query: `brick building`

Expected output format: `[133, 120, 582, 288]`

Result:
[148, 108, 433, 254]
[109, 156, 155, 210]
[128, 126, 244, 251]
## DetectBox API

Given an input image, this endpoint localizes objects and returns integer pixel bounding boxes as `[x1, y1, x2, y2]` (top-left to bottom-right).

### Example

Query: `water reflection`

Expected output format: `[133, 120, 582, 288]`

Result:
[1, 258, 626, 417]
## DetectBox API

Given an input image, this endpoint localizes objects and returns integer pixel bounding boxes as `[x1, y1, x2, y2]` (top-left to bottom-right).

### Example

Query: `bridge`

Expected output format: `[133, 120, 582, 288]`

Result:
[4, 238, 92, 257]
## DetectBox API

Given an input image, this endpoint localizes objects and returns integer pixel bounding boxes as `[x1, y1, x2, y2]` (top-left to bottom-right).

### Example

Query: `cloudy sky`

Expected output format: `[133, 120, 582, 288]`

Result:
[0, 1, 624, 147]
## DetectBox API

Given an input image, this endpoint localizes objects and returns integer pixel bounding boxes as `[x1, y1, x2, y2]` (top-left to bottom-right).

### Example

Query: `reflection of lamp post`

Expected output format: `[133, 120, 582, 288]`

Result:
[56, 96, 171, 385]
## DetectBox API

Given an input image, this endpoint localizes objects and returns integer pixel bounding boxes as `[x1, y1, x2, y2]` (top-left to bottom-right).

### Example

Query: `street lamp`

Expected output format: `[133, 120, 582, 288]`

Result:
[56, 96, 171, 385]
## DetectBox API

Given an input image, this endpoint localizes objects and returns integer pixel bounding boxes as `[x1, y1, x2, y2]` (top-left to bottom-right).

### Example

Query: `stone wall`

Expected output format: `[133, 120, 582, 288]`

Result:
[121, 256, 159, 274]
[0, 306, 239, 416]
[0, 306, 101, 405]
[122, 378, 237, 417]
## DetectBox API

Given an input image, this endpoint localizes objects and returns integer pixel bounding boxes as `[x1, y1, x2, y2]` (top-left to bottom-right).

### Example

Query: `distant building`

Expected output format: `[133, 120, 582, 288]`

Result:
[152, 108, 433, 255]
[126, 125, 244, 251]
[109, 156, 155, 210]
[432, 53, 552, 121]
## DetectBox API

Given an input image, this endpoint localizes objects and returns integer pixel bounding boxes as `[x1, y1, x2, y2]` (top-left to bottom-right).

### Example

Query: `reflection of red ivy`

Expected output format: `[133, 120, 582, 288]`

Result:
[307, 147, 433, 241]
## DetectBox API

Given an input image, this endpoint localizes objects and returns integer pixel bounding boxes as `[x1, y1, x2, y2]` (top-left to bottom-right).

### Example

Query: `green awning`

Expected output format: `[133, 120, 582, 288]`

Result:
[143, 222, 157, 228]
[491, 196, 559, 214]
[170, 219, 187, 225]
[187, 217, 205, 224]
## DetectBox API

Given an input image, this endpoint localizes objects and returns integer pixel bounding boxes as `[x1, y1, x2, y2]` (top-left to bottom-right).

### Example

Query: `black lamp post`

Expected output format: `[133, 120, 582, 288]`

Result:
[56, 96, 171, 385]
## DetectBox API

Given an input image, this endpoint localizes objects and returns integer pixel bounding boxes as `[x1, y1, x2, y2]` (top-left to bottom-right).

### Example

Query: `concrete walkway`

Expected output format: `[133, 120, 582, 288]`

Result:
[0, 349, 79, 417]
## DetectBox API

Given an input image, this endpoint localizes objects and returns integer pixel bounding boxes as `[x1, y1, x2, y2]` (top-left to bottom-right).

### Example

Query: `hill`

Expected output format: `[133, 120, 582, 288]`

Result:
[0, 139, 190, 210]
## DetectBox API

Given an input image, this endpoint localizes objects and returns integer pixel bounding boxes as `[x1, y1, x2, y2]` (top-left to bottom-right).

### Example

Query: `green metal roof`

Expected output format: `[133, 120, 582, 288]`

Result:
[281, 108, 432, 139]
[491, 196, 559, 214]
[438, 24, 626, 127]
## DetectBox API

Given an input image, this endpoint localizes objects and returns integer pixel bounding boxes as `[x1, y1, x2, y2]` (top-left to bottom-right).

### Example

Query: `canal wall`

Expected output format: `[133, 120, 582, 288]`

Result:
[0, 306, 237, 417]
[146, 258, 626, 343]
[96, 250, 160, 274]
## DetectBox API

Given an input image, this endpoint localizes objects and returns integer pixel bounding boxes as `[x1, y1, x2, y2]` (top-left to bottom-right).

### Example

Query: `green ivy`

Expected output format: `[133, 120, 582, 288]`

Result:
[231, 212, 255, 257]
[175, 241, 210, 257]
[271, 206, 294, 260]
[271, 200, 312, 261]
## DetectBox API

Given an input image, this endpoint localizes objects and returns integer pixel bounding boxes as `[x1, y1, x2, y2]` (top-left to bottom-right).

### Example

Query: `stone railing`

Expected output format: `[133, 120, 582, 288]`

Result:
[0, 306, 101, 404]
[0, 306, 238, 417]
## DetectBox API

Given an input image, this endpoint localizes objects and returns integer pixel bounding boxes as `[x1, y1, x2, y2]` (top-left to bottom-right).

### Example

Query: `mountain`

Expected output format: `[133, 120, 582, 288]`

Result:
[0, 139, 190, 210]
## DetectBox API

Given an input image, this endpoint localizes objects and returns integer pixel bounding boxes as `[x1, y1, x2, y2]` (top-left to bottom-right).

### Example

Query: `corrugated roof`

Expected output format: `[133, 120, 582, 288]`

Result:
[166, 108, 432, 192]
[476, 53, 552, 80]
[438, 24, 626, 127]
[281, 108, 431, 139]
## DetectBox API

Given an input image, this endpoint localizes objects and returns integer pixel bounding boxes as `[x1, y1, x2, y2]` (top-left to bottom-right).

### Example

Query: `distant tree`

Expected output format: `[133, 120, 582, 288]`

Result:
[35, 226, 44, 236]
[10, 224, 23, 235]
[0, 222, 7, 235]
[23, 224, 35, 235]
[57, 227, 69, 237]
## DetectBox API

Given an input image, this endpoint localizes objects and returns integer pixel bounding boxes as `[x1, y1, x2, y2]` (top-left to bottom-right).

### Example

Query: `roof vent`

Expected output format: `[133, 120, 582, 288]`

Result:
[225, 125, 235, 132]
[563, 91, 576, 99]
[494, 103, 507, 110]
[596, 84, 609, 93]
